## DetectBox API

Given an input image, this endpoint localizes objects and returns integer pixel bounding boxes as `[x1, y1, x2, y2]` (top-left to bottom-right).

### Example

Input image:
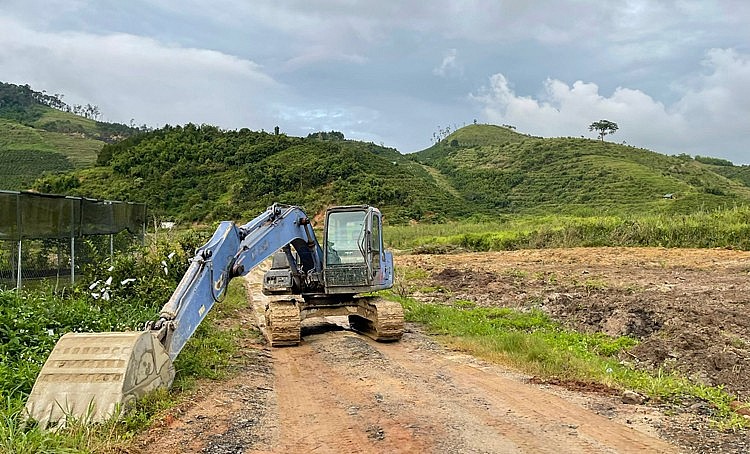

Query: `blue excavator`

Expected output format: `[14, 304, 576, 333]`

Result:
[25, 204, 403, 427]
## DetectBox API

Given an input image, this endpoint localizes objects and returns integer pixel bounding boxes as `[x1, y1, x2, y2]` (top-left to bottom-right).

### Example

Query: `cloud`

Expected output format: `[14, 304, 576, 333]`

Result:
[471, 48, 750, 163]
[0, 17, 283, 129]
[433, 48, 462, 78]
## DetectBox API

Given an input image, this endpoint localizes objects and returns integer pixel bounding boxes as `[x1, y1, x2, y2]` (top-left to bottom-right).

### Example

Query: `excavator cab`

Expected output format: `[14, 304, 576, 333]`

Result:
[323, 205, 393, 294]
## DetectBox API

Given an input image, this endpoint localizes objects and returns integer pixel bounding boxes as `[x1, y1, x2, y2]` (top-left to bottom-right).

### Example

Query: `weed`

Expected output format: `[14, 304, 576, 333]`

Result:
[502, 268, 528, 280]
[0, 236, 254, 452]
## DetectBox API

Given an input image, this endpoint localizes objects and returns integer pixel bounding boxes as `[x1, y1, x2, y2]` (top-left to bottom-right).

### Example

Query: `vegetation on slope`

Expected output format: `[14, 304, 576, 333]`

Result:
[35, 124, 469, 223]
[6, 80, 749, 224]
[0, 82, 143, 190]
[411, 124, 750, 216]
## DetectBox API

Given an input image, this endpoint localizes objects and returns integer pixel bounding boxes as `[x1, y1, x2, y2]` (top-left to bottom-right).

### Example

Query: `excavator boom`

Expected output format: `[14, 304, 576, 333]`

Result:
[26, 204, 321, 427]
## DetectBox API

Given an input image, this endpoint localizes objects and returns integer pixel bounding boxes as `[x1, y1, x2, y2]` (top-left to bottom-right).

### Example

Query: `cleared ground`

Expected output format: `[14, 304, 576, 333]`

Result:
[130, 248, 750, 453]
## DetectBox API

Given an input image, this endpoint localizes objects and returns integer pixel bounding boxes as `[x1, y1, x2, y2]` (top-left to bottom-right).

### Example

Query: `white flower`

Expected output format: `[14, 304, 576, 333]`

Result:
[91, 293, 100, 299]
[89, 281, 100, 290]
[105, 276, 113, 286]
[47, 329, 54, 336]
[121, 278, 136, 285]
[107, 265, 114, 272]
[167, 252, 176, 259]
[102, 291, 110, 301]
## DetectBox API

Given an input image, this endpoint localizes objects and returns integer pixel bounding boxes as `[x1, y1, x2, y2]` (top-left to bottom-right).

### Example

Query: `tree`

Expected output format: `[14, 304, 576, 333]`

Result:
[588, 120, 618, 141]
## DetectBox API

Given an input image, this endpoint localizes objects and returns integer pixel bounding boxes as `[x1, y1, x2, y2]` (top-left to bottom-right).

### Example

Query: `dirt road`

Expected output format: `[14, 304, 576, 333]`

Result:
[133, 321, 676, 453]
[132, 247, 750, 453]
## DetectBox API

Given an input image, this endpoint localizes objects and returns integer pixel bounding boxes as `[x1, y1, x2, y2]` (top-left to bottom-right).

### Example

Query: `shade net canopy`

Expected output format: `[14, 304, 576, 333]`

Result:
[0, 191, 145, 240]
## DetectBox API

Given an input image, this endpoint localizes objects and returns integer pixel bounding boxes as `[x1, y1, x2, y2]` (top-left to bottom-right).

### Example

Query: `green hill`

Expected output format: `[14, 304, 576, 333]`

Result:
[7, 80, 749, 223]
[411, 124, 750, 215]
[0, 82, 141, 190]
[31, 122, 750, 224]
[34, 124, 468, 223]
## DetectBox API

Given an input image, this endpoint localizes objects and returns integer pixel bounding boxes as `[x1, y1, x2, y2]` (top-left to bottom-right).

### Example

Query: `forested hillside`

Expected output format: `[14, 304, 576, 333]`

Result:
[34, 124, 469, 223]
[32, 122, 750, 224]
[0, 82, 142, 190]
[6, 81, 750, 223]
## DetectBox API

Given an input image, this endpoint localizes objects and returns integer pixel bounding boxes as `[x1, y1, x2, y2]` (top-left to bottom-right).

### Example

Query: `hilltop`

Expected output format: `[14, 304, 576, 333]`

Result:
[0, 82, 142, 190]
[411, 124, 750, 215]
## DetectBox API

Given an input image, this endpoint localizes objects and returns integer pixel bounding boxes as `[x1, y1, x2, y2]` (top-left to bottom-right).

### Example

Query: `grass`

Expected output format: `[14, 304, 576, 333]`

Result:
[0, 232, 257, 453]
[391, 294, 748, 430]
[0, 118, 103, 190]
[386, 205, 750, 252]
[0, 279, 252, 453]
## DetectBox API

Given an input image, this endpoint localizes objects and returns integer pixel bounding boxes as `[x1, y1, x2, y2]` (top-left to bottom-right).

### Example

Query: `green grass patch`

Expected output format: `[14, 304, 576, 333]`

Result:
[394, 295, 748, 429]
[0, 235, 255, 452]
[387, 205, 750, 252]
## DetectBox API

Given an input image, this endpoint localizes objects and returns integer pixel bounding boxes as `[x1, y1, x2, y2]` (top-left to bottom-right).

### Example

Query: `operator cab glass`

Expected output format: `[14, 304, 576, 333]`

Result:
[326, 210, 367, 265]
[324, 205, 389, 292]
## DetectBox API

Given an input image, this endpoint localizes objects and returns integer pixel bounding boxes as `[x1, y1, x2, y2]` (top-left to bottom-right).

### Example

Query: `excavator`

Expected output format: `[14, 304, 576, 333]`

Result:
[25, 203, 403, 428]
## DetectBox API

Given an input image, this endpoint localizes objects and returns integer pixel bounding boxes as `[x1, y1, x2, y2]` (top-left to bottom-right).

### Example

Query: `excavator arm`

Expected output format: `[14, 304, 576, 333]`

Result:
[153, 203, 323, 360]
[26, 204, 323, 427]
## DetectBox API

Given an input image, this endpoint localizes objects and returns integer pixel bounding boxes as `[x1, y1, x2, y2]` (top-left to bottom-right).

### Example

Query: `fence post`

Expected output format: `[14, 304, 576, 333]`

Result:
[16, 239, 22, 290]
[110, 234, 114, 264]
[71, 236, 75, 284]
[70, 198, 76, 285]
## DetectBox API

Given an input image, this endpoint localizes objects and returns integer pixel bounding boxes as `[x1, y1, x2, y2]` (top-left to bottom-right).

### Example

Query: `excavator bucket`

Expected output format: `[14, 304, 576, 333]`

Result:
[25, 331, 174, 428]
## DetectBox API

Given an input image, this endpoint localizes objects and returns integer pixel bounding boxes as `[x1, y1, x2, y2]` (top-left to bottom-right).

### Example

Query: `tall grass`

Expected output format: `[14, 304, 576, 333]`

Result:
[386, 205, 750, 251]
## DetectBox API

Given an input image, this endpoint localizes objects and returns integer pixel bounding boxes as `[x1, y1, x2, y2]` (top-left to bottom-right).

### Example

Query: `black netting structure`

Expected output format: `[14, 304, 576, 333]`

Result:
[0, 191, 146, 289]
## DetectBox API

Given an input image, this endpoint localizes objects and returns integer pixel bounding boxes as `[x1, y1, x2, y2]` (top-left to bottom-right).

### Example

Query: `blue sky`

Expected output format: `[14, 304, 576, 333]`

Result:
[1, 0, 748, 163]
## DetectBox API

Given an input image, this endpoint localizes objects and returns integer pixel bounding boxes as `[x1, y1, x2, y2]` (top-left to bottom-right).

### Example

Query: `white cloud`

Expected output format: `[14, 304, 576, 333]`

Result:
[0, 17, 283, 129]
[433, 48, 462, 78]
[471, 48, 750, 162]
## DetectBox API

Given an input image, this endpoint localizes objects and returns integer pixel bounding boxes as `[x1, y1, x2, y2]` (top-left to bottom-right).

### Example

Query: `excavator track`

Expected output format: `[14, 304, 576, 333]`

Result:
[264, 299, 301, 347]
[348, 297, 404, 342]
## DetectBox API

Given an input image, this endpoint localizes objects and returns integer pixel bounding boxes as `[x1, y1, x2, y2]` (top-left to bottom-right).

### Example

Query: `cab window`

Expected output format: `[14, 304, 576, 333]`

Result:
[326, 210, 366, 264]
[371, 214, 381, 269]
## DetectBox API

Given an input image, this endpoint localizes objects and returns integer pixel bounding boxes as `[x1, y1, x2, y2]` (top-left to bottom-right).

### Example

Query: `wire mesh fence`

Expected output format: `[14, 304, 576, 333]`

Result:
[0, 190, 145, 290]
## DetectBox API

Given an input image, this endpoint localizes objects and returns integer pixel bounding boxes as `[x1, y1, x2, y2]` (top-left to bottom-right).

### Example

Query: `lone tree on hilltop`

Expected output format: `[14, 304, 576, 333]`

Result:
[589, 120, 618, 141]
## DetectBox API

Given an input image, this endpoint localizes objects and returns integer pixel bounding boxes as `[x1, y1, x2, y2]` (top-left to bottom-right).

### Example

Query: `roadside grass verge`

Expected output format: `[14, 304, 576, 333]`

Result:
[0, 236, 255, 453]
[391, 294, 748, 430]
[386, 205, 750, 252]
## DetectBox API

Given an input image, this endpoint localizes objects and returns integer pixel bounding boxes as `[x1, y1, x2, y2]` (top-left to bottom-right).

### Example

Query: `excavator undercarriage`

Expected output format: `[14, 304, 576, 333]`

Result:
[263, 296, 404, 346]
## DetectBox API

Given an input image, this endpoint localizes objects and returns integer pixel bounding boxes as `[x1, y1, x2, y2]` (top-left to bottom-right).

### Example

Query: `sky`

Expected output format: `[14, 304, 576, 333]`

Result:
[1, 0, 749, 163]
